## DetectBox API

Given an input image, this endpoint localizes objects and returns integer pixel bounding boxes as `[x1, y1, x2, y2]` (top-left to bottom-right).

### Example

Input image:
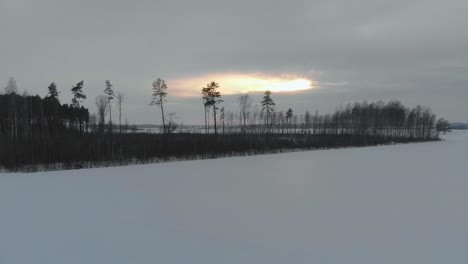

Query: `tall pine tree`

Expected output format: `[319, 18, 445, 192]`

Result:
[261, 90, 275, 133]
[104, 80, 115, 132]
[202, 81, 223, 135]
[47, 82, 59, 99]
[71, 81, 86, 108]
[150, 78, 168, 133]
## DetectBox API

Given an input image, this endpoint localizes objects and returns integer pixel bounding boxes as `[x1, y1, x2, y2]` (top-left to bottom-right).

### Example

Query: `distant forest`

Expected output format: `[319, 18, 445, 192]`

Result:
[450, 123, 468, 130]
[0, 77, 449, 171]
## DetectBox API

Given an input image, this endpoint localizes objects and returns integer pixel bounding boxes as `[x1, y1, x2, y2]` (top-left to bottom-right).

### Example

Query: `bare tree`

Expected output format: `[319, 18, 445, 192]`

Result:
[4, 77, 18, 95]
[286, 108, 293, 133]
[220, 106, 225, 134]
[95, 95, 109, 133]
[166, 112, 179, 134]
[125, 118, 129, 133]
[238, 94, 252, 134]
[304, 110, 311, 134]
[89, 114, 97, 133]
[116, 92, 124, 133]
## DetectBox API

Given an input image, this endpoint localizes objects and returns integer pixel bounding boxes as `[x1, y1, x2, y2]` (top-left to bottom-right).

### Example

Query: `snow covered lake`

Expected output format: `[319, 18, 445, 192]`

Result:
[0, 131, 467, 264]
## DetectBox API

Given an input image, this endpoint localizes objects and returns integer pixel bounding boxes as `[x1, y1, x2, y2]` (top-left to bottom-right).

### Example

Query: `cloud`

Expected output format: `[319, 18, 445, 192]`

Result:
[169, 72, 317, 97]
[1, 0, 468, 123]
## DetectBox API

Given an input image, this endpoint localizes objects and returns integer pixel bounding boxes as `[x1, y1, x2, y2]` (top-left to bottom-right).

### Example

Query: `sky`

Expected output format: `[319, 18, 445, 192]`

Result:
[1, 0, 468, 124]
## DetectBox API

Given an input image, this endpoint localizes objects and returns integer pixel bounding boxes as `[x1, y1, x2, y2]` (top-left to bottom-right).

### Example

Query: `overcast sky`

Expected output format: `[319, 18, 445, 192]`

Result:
[1, 0, 467, 124]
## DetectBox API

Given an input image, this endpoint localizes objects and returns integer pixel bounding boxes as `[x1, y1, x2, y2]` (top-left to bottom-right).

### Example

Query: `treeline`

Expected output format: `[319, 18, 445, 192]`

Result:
[0, 98, 441, 171]
[0, 93, 89, 140]
[222, 100, 439, 141]
[0, 133, 423, 172]
[0, 77, 445, 171]
[197, 83, 442, 141]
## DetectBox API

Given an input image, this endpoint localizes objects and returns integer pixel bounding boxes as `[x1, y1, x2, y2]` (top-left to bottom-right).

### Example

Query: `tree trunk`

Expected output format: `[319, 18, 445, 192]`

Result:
[119, 106, 122, 134]
[109, 99, 112, 133]
[213, 106, 217, 135]
[160, 98, 166, 133]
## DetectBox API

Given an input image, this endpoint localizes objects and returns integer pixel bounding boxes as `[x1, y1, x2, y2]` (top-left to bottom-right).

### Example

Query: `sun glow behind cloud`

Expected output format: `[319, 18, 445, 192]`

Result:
[169, 72, 316, 97]
[236, 77, 312, 93]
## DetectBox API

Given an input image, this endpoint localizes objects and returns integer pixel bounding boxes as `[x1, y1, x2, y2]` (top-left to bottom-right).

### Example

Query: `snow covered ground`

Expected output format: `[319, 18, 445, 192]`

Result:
[0, 131, 467, 264]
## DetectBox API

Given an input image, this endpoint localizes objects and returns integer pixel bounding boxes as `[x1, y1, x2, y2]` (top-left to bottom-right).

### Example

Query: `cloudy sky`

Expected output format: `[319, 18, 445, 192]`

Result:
[1, 0, 467, 124]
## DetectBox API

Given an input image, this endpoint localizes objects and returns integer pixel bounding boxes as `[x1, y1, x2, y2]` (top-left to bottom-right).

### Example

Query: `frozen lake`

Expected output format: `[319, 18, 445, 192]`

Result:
[0, 131, 467, 264]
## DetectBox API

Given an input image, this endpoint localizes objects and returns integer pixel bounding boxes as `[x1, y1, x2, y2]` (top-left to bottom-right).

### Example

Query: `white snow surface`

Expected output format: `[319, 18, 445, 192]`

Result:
[1, 131, 467, 264]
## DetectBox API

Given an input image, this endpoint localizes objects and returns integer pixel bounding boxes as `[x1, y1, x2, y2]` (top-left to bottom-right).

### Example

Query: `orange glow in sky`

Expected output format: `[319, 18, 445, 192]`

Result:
[169, 72, 316, 97]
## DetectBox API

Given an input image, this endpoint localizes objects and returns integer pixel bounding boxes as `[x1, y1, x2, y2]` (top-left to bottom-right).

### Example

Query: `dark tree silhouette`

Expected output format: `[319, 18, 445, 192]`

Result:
[95, 95, 109, 133]
[150, 78, 168, 133]
[104, 80, 115, 132]
[0, 80, 441, 172]
[304, 110, 311, 133]
[47, 82, 59, 99]
[220, 106, 225, 135]
[261, 90, 275, 133]
[71, 81, 86, 108]
[286, 108, 293, 133]
[116, 93, 124, 133]
[4, 77, 18, 95]
[201, 84, 211, 133]
[202, 81, 223, 135]
[238, 94, 252, 134]
[436, 118, 450, 134]
[166, 112, 178, 134]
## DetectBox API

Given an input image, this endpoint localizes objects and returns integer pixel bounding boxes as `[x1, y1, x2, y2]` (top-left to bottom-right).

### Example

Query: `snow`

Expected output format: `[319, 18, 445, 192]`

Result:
[1, 131, 467, 264]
